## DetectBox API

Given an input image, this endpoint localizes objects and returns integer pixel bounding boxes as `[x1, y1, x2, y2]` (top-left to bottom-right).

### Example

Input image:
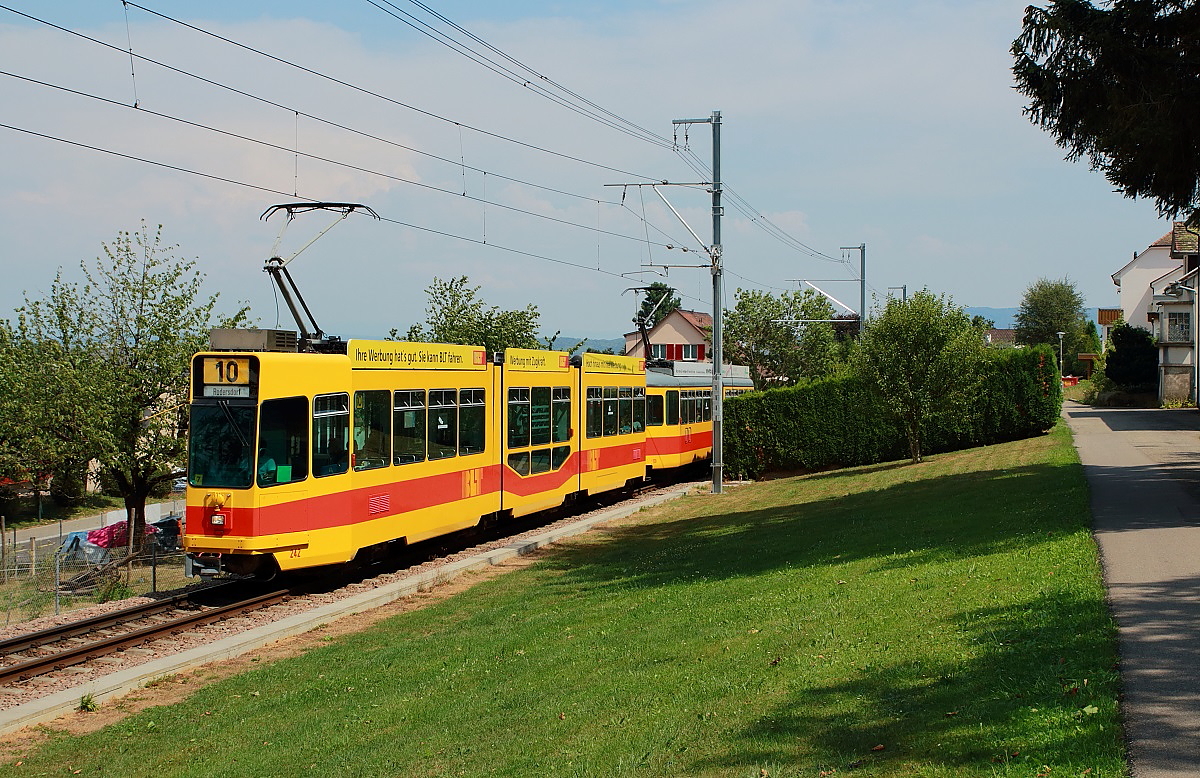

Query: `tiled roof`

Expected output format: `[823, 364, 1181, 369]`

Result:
[1172, 222, 1200, 257]
[677, 310, 713, 333]
[987, 328, 1016, 344]
[1111, 226, 1182, 283]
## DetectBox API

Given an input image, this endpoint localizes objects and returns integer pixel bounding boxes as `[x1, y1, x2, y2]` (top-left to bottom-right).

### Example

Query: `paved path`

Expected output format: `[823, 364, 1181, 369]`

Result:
[1, 497, 184, 548]
[1062, 401, 1200, 778]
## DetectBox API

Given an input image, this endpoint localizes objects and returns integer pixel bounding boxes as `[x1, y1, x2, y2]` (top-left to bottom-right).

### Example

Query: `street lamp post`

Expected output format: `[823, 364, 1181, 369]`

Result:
[1057, 331, 1066, 378]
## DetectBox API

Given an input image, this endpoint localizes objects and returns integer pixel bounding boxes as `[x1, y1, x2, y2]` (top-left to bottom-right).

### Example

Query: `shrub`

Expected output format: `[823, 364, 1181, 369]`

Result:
[725, 345, 1060, 479]
[1104, 323, 1157, 391]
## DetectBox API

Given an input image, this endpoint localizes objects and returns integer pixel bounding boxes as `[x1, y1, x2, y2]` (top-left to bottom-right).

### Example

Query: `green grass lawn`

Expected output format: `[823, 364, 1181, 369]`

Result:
[2, 423, 1122, 777]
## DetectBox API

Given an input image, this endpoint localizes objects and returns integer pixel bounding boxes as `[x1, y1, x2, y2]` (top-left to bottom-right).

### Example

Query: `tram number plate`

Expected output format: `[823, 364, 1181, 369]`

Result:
[203, 358, 250, 386]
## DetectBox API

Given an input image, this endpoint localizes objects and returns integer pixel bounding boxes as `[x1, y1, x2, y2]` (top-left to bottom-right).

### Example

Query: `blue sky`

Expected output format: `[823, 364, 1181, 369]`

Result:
[0, 1, 1169, 339]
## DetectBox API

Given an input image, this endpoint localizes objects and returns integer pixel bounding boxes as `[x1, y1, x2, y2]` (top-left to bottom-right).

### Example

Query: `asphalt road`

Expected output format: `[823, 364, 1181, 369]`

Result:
[1062, 401, 1200, 778]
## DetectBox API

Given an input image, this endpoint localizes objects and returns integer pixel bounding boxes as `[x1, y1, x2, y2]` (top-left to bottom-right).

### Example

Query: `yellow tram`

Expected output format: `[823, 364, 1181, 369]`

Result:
[184, 338, 674, 577]
[183, 204, 754, 577]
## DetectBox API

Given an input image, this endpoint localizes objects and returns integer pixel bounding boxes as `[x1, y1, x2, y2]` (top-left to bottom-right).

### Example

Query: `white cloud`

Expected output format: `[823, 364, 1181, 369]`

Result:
[0, 1, 1170, 339]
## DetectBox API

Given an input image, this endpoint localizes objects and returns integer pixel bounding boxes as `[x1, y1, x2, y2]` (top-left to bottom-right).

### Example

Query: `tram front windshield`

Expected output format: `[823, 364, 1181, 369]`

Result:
[188, 402, 256, 488]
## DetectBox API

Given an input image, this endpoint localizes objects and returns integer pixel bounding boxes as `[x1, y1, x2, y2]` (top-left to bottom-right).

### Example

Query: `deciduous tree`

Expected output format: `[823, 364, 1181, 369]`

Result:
[0, 310, 109, 507]
[853, 290, 984, 464]
[724, 287, 838, 387]
[398, 276, 541, 354]
[1015, 277, 1089, 373]
[12, 223, 245, 546]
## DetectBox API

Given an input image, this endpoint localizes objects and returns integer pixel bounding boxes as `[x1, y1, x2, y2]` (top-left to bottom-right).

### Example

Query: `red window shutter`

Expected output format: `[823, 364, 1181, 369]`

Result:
[697, 344, 705, 361]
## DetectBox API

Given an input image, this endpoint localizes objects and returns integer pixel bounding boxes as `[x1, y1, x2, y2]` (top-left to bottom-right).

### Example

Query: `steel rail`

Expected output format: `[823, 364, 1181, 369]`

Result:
[0, 589, 289, 685]
[0, 592, 202, 656]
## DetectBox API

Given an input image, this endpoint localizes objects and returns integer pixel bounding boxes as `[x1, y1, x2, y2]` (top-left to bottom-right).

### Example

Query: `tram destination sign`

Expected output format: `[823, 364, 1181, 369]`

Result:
[200, 357, 254, 399]
[203, 385, 251, 398]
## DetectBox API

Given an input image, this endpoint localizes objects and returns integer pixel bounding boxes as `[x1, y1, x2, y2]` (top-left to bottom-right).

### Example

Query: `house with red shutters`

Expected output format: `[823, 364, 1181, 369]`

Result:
[622, 309, 712, 360]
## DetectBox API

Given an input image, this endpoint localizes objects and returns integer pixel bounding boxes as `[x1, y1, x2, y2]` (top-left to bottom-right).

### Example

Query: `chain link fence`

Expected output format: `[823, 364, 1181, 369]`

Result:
[0, 518, 188, 628]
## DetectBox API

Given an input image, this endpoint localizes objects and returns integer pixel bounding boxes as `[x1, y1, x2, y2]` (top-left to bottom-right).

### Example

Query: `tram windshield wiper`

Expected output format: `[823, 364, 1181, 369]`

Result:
[217, 400, 250, 449]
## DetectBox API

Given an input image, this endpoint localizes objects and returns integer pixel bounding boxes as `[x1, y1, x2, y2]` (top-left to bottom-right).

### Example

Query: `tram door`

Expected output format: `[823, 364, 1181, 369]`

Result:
[500, 348, 577, 517]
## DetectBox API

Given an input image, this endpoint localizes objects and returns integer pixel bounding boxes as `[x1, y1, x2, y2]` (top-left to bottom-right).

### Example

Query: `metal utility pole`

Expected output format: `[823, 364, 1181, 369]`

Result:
[840, 243, 866, 333]
[673, 111, 725, 494]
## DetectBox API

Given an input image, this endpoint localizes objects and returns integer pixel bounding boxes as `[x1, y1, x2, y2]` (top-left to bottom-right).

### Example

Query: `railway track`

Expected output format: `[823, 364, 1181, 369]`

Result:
[0, 587, 289, 685]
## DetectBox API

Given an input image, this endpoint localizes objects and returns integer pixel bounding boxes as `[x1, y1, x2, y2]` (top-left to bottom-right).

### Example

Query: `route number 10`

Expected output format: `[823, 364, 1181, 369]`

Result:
[203, 358, 250, 385]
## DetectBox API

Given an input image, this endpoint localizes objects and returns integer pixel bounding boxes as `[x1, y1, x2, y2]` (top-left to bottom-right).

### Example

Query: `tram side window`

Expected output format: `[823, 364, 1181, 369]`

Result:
[459, 389, 486, 455]
[530, 447, 552, 474]
[393, 390, 426, 464]
[258, 396, 308, 487]
[508, 388, 531, 448]
[633, 387, 645, 432]
[531, 386, 552, 446]
[703, 394, 712, 422]
[429, 389, 457, 461]
[585, 387, 603, 438]
[603, 387, 618, 436]
[508, 451, 530, 476]
[666, 390, 679, 425]
[647, 394, 664, 426]
[353, 390, 390, 471]
[552, 387, 571, 442]
[313, 393, 349, 477]
[618, 387, 633, 434]
[506, 386, 571, 474]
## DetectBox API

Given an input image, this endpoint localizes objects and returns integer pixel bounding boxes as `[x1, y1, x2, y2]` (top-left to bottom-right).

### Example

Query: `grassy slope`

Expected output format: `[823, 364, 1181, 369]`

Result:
[3, 423, 1122, 777]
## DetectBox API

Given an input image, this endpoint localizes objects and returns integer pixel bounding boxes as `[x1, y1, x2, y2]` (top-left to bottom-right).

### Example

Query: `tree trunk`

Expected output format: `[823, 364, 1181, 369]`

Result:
[905, 417, 923, 464]
[113, 466, 150, 555]
[124, 493, 148, 554]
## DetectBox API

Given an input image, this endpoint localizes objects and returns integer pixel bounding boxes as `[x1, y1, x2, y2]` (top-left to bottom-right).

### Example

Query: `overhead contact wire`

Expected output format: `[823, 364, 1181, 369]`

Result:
[0, 4, 648, 206]
[366, 0, 674, 149]
[0, 69, 666, 246]
[121, 1, 666, 180]
[403, 0, 672, 144]
[0, 120, 704, 298]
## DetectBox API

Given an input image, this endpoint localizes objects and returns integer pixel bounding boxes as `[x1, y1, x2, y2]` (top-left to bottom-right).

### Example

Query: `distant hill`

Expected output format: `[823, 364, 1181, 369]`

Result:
[966, 307, 1018, 329]
[548, 335, 627, 355]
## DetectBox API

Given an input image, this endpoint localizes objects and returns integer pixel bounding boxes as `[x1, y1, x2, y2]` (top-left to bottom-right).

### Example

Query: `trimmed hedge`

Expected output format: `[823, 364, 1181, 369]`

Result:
[724, 345, 1062, 479]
